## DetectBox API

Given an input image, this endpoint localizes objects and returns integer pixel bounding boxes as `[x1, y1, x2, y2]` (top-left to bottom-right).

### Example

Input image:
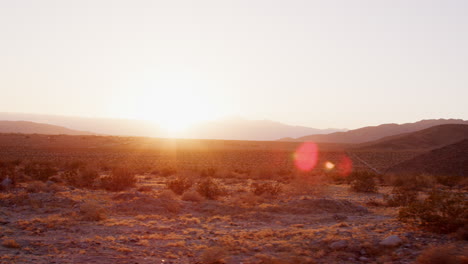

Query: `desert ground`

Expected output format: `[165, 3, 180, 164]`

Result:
[0, 134, 466, 264]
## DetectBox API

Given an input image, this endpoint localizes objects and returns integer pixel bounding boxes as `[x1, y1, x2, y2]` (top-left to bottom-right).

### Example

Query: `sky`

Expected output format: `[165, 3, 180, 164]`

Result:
[1, 0, 467, 130]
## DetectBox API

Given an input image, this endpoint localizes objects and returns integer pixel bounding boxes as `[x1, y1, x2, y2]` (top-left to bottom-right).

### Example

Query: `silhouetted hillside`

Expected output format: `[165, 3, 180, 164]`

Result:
[0, 121, 94, 135]
[356, 124, 468, 151]
[388, 139, 468, 176]
[281, 119, 468, 144]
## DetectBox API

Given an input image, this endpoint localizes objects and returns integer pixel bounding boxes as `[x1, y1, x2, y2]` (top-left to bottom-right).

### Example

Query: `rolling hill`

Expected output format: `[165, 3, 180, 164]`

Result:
[387, 139, 468, 177]
[280, 119, 468, 144]
[0, 121, 94, 135]
[356, 124, 468, 151]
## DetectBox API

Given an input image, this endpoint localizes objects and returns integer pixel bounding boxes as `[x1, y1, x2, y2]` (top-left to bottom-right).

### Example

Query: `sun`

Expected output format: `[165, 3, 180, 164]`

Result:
[120, 70, 229, 136]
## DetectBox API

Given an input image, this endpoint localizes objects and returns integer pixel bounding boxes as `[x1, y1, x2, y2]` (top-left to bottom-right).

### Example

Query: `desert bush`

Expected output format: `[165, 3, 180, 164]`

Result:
[23, 162, 57, 182]
[399, 189, 467, 233]
[388, 173, 436, 190]
[26, 181, 48, 193]
[416, 245, 460, 264]
[286, 174, 325, 196]
[200, 167, 217, 178]
[158, 190, 182, 213]
[252, 166, 276, 180]
[255, 253, 316, 264]
[384, 186, 418, 207]
[435, 174, 464, 187]
[79, 202, 107, 221]
[2, 239, 20, 249]
[100, 167, 136, 192]
[63, 167, 99, 188]
[349, 171, 378, 193]
[181, 190, 204, 202]
[326, 172, 347, 184]
[157, 167, 177, 177]
[251, 181, 282, 197]
[197, 178, 224, 200]
[199, 246, 227, 264]
[137, 186, 153, 192]
[167, 176, 193, 195]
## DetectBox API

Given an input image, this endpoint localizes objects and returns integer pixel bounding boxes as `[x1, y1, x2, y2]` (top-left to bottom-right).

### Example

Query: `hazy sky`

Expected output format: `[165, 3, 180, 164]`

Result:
[1, 0, 467, 130]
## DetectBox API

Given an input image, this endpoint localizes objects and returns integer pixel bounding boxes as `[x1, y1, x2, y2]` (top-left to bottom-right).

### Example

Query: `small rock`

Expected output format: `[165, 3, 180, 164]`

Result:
[333, 214, 348, 221]
[329, 240, 348, 250]
[359, 257, 369, 262]
[379, 235, 402, 247]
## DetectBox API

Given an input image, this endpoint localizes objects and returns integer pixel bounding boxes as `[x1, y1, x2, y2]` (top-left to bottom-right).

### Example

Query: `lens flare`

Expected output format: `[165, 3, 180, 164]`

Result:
[337, 155, 353, 177]
[325, 161, 335, 170]
[294, 142, 319, 172]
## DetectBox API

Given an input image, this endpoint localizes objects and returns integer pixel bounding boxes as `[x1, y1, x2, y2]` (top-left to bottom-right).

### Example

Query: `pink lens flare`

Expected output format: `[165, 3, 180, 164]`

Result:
[337, 155, 353, 177]
[294, 142, 319, 172]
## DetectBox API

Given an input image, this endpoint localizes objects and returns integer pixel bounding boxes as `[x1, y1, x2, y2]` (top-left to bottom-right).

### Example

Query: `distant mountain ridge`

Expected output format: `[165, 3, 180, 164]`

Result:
[388, 139, 468, 176]
[0, 113, 345, 141]
[185, 117, 345, 141]
[281, 119, 468, 144]
[356, 124, 468, 151]
[0, 121, 94, 135]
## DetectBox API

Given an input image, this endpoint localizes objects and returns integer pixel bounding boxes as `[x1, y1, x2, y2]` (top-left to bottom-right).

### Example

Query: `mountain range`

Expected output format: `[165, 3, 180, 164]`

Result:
[0, 113, 344, 140]
[0, 121, 94, 135]
[356, 124, 468, 151]
[280, 119, 468, 144]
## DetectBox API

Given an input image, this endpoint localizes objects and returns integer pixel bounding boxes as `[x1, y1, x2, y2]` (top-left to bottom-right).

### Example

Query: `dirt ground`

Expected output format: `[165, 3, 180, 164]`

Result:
[1, 175, 466, 264]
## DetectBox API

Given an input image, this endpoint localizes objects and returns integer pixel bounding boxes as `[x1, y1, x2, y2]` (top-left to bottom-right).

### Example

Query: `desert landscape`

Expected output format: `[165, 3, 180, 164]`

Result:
[0, 121, 467, 264]
[1, 1, 468, 263]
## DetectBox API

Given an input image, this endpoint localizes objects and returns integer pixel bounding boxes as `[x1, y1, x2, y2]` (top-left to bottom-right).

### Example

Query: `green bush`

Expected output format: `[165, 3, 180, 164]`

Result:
[399, 189, 467, 233]
[167, 177, 192, 195]
[349, 171, 377, 193]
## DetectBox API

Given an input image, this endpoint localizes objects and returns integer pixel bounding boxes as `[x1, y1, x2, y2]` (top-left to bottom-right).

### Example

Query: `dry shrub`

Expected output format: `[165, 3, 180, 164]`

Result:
[230, 192, 262, 207]
[75, 167, 99, 188]
[416, 245, 460, 264]
[252, 166, 276, 180]
[349, 171, 378, 193]
[251, 181, 282, 197]
[167, 176, 193, 195]
[100, 167, 136, 192]
[200, 167, 217, 178]
[2, 239, 20, 249]
[384, 186, 418, 207]
[79, 202, 107, 221]
[197, 178, 224, 200]
[181, 190, 204, 202]
[158, 190, 182, 213]
[286, 174, 324, 196]
[26, 181, 47, 193]
[23, 162, 57, 182]
[399, 189, 467, 233]
[199, 246, 227, 264]
[137, 186, 153, 192]
[255, 253, 316, 264]
[389, 173, 436, 190]
[155, 167, 177, 177]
